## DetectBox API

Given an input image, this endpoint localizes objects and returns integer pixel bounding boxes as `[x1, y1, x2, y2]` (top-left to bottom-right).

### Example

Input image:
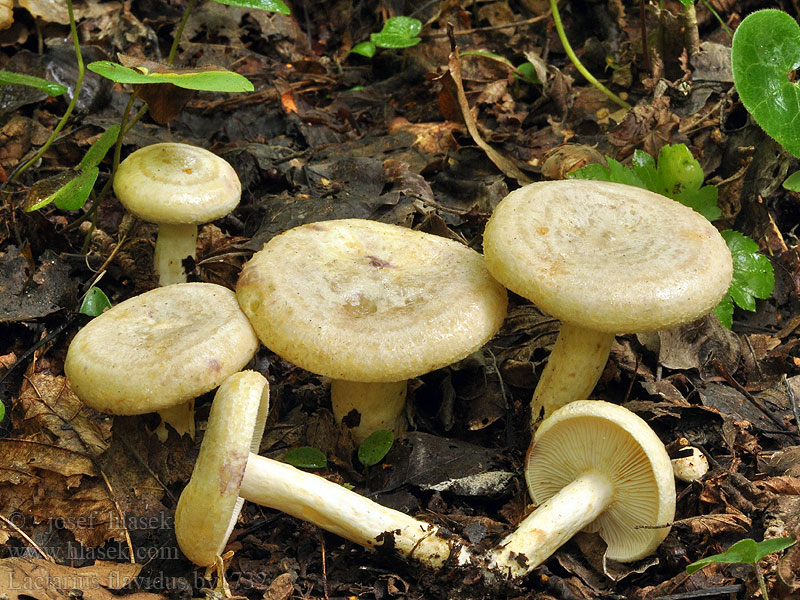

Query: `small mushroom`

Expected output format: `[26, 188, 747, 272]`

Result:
[175, 370, 473, 568]
[483, 180, 732, 424]
[65, 283, 258, 439]
[113, 142, 241, 286]
[236, 219, 508, 442]
[487, 400, 676, 578]
[671, 446, 709, 482]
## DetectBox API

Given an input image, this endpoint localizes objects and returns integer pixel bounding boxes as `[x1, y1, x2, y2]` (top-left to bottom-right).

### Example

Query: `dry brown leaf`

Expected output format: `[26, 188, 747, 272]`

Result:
[14, 372, 111, 458]
[0, 558, 158, 600]
[0, 438, 96, 484]
[263, 573, 294, 600]
[686, 510, 751, 537]
[447, 46, 532, 184]
[755, 476, 800, 495]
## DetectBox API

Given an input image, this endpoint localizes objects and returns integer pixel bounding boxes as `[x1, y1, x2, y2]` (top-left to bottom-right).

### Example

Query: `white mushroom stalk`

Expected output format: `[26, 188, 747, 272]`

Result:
[486, 400, 677, 579]
[114, 142, 241, 287]
[175, 371, 473, 569]
[483, 180, 733, 426]
[236, 219, 508, 443]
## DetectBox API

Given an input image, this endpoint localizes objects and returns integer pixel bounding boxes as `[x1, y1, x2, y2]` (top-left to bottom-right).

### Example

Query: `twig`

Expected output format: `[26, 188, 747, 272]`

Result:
[0, 513, 55, 562]
[782, 374, 800, 442]
[423, 13, 551, 38]
[318, 528, 330, 600]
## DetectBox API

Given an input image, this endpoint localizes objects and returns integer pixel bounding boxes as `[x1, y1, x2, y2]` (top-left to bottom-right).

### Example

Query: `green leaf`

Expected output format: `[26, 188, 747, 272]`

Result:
[371, 16, 422, 48]
[677, 0, 693, 6]
[713, 294, 734, 329]
[80, 287, 113, 317]
[783, 170, 800, 191]
[212, 0, 290, 13]
[515, 62, 541, 84]
[86, 62, 254, 92]
[79, 125, 120, 171]
[350, 41, 377, 58]
[283, 446, 327, 469]
[358, 430, 394, 466]
[731, 10, 800, 157]
[0, 70, 67, 96]
[686, 537, 796, 574]
[722, 230, 774, 313]
[569, 143, 721, 220]
[0, 401, 4, 422]
[26, 167, 99, 212]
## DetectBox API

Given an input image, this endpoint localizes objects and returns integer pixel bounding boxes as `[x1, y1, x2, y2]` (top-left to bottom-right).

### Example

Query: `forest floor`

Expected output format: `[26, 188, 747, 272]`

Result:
[1, 0, 799, 599]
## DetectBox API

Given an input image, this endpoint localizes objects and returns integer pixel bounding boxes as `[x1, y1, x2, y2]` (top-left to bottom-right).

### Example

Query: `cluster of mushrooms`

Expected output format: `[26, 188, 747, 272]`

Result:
[64, 143, 733, 580]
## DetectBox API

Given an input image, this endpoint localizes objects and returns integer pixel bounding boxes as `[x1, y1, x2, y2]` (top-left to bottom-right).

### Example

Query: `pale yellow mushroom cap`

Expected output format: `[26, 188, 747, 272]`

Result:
[526, 400, 676, 562]
[65, 283, 259, 415]
[483, 180, 733, 333]
[113, 142, 241, 225]
[236, 219, 508, 382]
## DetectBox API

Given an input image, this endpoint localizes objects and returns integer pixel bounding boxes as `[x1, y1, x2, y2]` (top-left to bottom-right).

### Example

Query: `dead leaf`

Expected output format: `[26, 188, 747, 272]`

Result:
[0, 558, 152, 600]
[262, 573, 294, 600]
[0, 247, 77, 323]
[447, 44, 532, 184]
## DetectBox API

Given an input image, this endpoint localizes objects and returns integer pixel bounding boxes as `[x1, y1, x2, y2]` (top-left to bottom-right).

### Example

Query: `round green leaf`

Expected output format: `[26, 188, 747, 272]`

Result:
[350, 41, 377, 58]
[80, 287, 113, 317]
[371, 16, 422, 49]
[357, 430, 394, 466]
[283, 446, 327, 469]
[731, 10, 800, 157]
[783, 170, 800, 191]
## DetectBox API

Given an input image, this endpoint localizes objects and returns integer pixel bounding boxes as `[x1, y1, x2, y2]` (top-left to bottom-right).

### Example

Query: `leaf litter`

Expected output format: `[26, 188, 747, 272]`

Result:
[1, 0, 800, 599]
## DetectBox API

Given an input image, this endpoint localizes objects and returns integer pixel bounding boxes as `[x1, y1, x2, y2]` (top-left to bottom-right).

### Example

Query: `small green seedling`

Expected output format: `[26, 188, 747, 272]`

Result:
[357, 430, 394, 467]
[79, 286, 113, 317]
[283, 446, 328, 469]
[0, 71, 67, 97]
[731, 10, 800, 191]
[687, 536, 796, 600]
[571, 143, 775, 328]
[26, 125, 120, 212]
[459, 50, 541, 85]
[351, 16, 422, 58]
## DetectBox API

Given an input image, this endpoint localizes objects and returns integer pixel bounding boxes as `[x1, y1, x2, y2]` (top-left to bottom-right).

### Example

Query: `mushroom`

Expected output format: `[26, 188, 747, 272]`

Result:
[236, 219, 508, 442]
[175, 369, 473, 569]
[482, 180, 733, 424]
[671, 446, 709, 482]
[487, 400, 676, 578]
[113, 142, 241, 286]
[65, 283, 258, 439]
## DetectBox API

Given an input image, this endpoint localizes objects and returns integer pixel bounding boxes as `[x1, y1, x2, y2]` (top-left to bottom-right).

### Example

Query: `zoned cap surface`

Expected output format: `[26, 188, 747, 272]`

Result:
[526, 400, 676, 562]
[65, 283, 258, 414]
[113, 142, 241, 225]
[175, 370, 269, 566]
[483, 180, 733, 333]
[236, 219, 508, 382]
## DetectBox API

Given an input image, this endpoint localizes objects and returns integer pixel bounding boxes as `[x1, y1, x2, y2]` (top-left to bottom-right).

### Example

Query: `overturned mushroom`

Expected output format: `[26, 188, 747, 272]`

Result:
[487, 400, 676, 578]
[113, 142, 241, 286]
[65, 283, 258, 439]
[175, 370, 473, 568]
[236, 219, 508, 442]
[483, 180, 732, 424]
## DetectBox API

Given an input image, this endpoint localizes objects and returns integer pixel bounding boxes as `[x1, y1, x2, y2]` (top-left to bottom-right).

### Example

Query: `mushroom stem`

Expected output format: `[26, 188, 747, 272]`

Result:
[530, 324, 614, 425]
[487, 469, 614, 578]
[331, 379, 407, 442]
[154, 223, 198, 286]
[240, 453, 470, 569]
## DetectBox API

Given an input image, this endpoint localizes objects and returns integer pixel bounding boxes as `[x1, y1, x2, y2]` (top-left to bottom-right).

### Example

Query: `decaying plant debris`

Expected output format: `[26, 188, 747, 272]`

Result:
[1, 1, 799, 599]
